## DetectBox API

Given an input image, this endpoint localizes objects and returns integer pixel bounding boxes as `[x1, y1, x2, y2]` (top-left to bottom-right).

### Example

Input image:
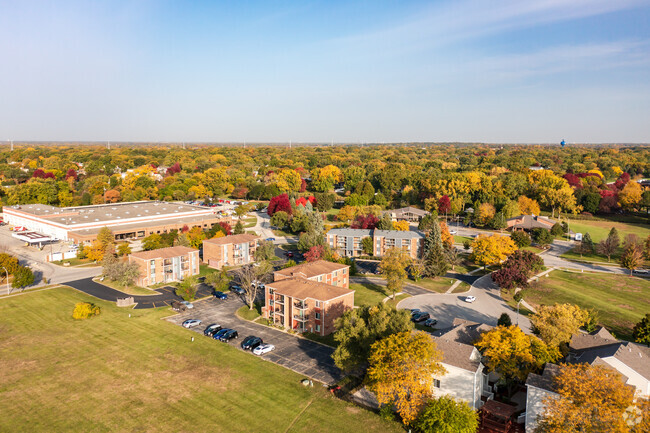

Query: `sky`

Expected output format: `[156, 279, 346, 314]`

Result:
[1, 0, 649, 143]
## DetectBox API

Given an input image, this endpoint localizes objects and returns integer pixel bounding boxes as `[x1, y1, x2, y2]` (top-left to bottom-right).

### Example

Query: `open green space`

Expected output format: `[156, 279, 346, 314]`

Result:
[385, 293, 411, 308]
[236, 304, 262, 321]
[521, 270, 650, 340]
[414, 277, 455, 293]
[52, 257, 97, 267]
[567, 218, 650, 243]
[521, 246, 545, 254]
[243, 216, 257, 228]
[0, 287, 401, 433]
[453, 235, 474, 245]
[560, 249, 624, 265]
[452, 282, 471, 293]
[350, 282, 389, 306]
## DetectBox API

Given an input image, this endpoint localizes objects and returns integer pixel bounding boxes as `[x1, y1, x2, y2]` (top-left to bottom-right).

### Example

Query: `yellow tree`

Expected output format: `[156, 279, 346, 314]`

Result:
[337, 205, 359, 223]
[470, 234, 517, 268]
[476, 203, 496, 226]
[379, 247, 411, 299]
[530, 304, 588, 349]
[618, 181, 642, 210]
[311, 165, 342, 192]
[274, 168, 302, 193]
[367, 331, 446, 425]
[439, 221, 453, 249]
[476, 325, 559, 385]
[86, 240, 106, 262]
[518, 196, 541, 215]
[535, 364, 636, 433]
[187, 226, 206, 249]
[392, 220, 410, 231]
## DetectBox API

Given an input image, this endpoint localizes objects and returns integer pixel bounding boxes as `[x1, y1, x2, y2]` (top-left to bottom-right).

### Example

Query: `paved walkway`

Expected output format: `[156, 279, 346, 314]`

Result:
[64, 277, 213, 309]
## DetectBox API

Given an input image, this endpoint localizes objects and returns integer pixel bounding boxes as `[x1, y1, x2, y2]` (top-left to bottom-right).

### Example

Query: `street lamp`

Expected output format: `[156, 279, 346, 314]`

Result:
[516, 298, 523, 325]
[1, 266, 9, 294]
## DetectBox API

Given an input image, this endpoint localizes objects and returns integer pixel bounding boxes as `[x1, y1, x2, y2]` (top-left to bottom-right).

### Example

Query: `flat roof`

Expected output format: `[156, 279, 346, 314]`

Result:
[68, 214, 227, 237]
[6, 201, 213, 226]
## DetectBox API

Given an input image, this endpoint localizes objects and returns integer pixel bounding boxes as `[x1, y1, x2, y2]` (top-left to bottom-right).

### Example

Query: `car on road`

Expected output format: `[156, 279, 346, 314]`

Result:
[203, 323, 222, 336]
[171, 301, 187, 312]
[214, 291, 228, 300]
[407, 309, 421, 316]
[220, 329, 239, 342]
[633, 269, 649, 275]
[411, 312, 431, 323]
[449, 230, 458, 235]
[181, 301, 194, 309]
[241, 336, 263, 350]
[182, 319, 202, 328]
[230, 285, 245, 295]
[265, 237, 275, 241]
[464, 295, 477, 303]
[423, 318, 438, 328]
[253, 343, 275, 355]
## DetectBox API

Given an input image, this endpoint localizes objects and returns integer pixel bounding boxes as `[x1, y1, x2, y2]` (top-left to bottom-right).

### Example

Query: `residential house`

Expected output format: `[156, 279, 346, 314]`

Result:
[524, 363, 561, 432]
[383, 206, 430, 222]
[506, 215, 556, 232]
[128, 246, 200, 287]
[203, 233, 260, 269]
[326, 228, 425, 259]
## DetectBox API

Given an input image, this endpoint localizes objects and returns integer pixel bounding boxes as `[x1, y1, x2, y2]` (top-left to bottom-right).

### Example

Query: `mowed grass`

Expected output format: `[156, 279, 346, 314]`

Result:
[350, 282, 389, 306]
[415, 277, 456, 293]
[568, 219, 650, 243]
[0, 287, 402, 433]
[522, 270, 650, 340]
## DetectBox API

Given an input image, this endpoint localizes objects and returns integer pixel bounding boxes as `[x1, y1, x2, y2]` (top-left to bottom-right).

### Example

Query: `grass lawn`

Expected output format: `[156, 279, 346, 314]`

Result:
[560, 249, 622, 265]
[415, 277, 455, 293]
[385, 293, 411, 308]
[52, 257, 96, 267]
[236, 304, 261, 321]
[453, 235, 474, 245]
[521, 270, 650, 340]
[567, 218, 650, 243]
[452, 282, 471, 293]
[521, 246, 545, 254]
[94, 278, 157, 296]
[451, 260, 479, 274]
[0, 287, 401, 433]
[198, 263, 219, 277]
[243, 216, 257, 228]
[350, 282, 389, 306]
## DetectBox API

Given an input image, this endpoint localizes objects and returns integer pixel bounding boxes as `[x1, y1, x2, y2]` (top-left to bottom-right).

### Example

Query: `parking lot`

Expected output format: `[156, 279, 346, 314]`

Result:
[165, 295, 343, 384]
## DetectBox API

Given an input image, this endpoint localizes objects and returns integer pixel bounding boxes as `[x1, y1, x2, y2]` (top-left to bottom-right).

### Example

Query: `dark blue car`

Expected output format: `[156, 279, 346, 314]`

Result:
[213, 328, 231, 340]
[220, 329, 238, 342]
[214, 291, 228, 300]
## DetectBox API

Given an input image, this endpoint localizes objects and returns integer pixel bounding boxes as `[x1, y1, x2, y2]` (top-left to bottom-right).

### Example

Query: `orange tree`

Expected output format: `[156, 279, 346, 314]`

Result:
[535, 364, 639, 433]
[366, 331, 445, 425]
[470, 234, 517, 268]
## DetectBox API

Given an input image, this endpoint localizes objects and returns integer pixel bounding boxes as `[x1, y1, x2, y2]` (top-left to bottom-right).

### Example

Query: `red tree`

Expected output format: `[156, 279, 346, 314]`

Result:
[299, 179, 307, 193]
[614, 172, 630, 190]
[166, 162, 181, 176]
[438, 195, 451, 214]
[268, 194, 292, 216]
[351, 214, 379, 229]
[218, 222, 232, 235]
[32, 169, 45, 178]
[66, 169, 78, 180]
[304, 245, 326, 262]
[43, 172, 55, 179]
[562, 173, 581, 188]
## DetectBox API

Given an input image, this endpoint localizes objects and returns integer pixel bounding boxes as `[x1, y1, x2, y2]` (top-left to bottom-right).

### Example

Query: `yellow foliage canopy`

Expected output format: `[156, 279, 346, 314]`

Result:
[392, 220, 410, 231]
[470, 234, 517, 267]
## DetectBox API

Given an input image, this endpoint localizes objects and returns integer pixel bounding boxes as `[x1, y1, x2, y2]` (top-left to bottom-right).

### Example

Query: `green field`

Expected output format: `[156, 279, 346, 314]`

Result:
[385, 293, 411, 308]
[350, 282, 389, 306]
[568, 218, 650, 243]
[415, 277, 456, 293]
[0, 288, 401, 433]
[522, 270, 650, 340]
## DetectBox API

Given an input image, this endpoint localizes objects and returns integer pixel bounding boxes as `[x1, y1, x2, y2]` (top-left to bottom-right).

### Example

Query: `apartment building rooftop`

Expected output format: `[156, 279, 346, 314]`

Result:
[203, 233, 259, 245]
[130, 246, 198, 260]
[374, 229, 425, 239]
[268, 277, 353, 302]
[275, 260, 349, 279]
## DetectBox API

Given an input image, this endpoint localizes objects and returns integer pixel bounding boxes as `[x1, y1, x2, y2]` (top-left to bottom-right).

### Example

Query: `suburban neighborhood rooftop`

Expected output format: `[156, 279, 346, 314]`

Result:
[129, 246, 198, 260]
[268, 277, 354, 301]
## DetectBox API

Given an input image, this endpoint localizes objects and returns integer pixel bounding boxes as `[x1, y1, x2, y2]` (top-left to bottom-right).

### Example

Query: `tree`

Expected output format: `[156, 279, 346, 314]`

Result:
[117, 262, 141, 288]
[438, 195, 451, 215]
[535, 364, 636, 433]
[532, 228, 554, 247]
[313, 192, 335, 211]
[410, 259, 425, 281]
[445, 248, 461, 272]
[175, 276, 198, 301]
[96, 227, 114, 250]
[510, 230, 531, 248]
[254, 240, 275, 261]
[86, 240, 107, 262]
[633, 313, 650, 345]
[187, 226, 206, 249]
[116, 243, 131, 257]
[234, 262, 272, 310]
[518, 196, 540, 215]
[439, 221, 453, 249]
[423, 221, 449, 277]
[376, 213, 393, 230]
[233, 220, 245, 234]
[620, 240, 643, 275]
[270, 210, 289, 229]
[142, 233, 163, 251]
[234, 204, 250, 219]
[332, 302, 413, 373]
[0, 253, 19, 276]
[367, 331, 445, 425]
[597, 228, 620, 262]
[304, 245, 326, 262]
[492, 250, 544, 291]
[205, 269, 231, 292]
[311, 164, 342, 192]
[501, 199, 520, 219]
[413, 396, 478, 433]
[530, 304, 588, 349]
[275, 168, 302, 192]
[470, 234, 517, 268]
[475, 325, 559, 387]
[361, 236, 374, 255]
[497, 313, 512, 327]
[490, 212, 507, 231]
[351, 213, 379, 229]
[550, 223, 564, 237]
[337, 205, 358, 223]
[267, 193, 292, 216]
[578, 232, 594, 256]
[618, 180, 642, 210]
[379, 247, 411, 299]
[11, 265, 34, 289]
[476, 203, 496, 226]
[392, 220, 410, 231]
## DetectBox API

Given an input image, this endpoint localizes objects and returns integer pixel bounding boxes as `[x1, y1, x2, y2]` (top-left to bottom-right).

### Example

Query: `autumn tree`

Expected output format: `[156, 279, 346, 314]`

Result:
[535, 364, 636, 433]
[632, 313, 650, 346]
[270, 210, 289, 229]
[518, 196, 541, 215]
[274, 168, 302, 192]
[253, 240, 275, 261]
[470, 234, 517, 268]
[234, 262, 272, 310]
[475, 325, 559, 390]
[332, 302, 413, 373]
[267, 193, 292, 216]
[379, 247, 411, 299]
[142, 233, 162, 251]
[367, 331, 446, 425]
[187, 226, 206, 249]
[618, 180, 642, 210]
[439, 221, 453, 249]
[492, 250, 544, 291]
[530, 304, 588, 349]
[414, 396, 478, 433]
[361, 236, 373, 255]
[620, 238, 643, 275]
[597, 227, 620, 262]
[116, 243, 131, 257]
[476, 202, 496, 226]
[311, 164, 342, 192]
[392, 220, 410, 231]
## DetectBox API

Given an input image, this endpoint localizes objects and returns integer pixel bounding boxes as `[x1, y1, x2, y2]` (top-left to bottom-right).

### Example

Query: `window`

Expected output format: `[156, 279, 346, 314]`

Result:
[433, 379, 441, 388]
[315, 300, 321, 308]
[315, 324, 321, 332]
[315, 312, 321, 320]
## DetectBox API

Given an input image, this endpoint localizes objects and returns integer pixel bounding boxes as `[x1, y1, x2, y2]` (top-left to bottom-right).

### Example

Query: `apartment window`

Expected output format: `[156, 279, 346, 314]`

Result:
[315, 301, 321, 308]
[315, 312, 321, 320]
[317, 276, 322, 282]
[433, 379, 441, 388]
[316, 324, 321, 332]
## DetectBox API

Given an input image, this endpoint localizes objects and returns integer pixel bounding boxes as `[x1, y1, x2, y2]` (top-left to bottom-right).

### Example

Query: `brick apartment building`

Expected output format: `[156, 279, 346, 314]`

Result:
[326, 228, 424, 259]
[263, 260, 353, 336]
[128, 246, 200, 287]
[203, 233, 260, 269]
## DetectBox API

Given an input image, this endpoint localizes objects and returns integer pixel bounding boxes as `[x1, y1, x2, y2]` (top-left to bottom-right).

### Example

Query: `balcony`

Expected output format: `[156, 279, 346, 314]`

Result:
[274, 308, 285, 316]
[293, 314, 309, 322]
[293, 302, 307, 310]
[274, 297, 284, 305]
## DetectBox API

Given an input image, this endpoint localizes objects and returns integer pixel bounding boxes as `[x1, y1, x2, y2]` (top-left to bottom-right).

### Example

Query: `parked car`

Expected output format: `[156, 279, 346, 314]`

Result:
[241, 336, 263, 350]
[423, 318, 438, 327]
[213, 328, 231, 340]
[171, 301, 187, 312]
[407, 309, 421, 316]
[464, 296, 477, 303]
[411, 312, 430, 323]
[265, 237, 275, 241]
[214, 291, 228, 300]
[633, 269, 649, 275]
[203, 323, 222, 336]
[182, 319, 202, 328]
[253, 343, 275, 355]
[230, 285, 245, 295]
[220, 329, 239, 342]
[181, 301, 194, 309]
[285, 252, 294, 258]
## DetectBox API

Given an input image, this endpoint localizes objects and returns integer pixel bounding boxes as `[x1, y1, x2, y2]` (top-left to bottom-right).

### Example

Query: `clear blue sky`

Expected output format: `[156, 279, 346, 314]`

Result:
[1, 1, 649, 143]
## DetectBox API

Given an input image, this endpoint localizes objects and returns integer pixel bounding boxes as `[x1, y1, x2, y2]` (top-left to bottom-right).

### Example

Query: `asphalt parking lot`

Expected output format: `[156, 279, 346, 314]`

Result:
[165, 295, 343, 384]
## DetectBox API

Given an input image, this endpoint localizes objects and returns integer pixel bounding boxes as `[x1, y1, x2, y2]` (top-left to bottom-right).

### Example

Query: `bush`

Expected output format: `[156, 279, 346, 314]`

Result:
[497, 313, 512, 327]
[379, 404, 395, 422]
[532, 228, 554, 247]
[550, 223, 565, 237]
[175, 276, 198, 301]
[463, 240, 471, 250]
[72, 302, 101, 320]
[510, 231, 531, 248]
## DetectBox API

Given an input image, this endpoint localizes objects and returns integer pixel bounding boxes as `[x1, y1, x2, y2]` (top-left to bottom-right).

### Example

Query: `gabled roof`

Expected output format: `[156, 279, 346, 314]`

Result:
[130, 246, 198, 260]
[385, 206, 430, 217]
[203, 233, 259, 246]
[433, 318, 493, 345]
[570, 327, 618, 352]
[267, 277, 354, 302]
[526, 363, 562, 392]
[506, 214, 556, 230]
[433, 337, 482, 372]
[274, 260, 349, 279]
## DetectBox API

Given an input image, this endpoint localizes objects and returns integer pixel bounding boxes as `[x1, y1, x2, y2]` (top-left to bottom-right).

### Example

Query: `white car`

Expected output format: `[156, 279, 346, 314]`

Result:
[449, 230, 458, 235]
[464, 296, 476, 303]
[181, 301, 194, 309]
[253, 343, 275, 355]
[182, 319, 202, 328]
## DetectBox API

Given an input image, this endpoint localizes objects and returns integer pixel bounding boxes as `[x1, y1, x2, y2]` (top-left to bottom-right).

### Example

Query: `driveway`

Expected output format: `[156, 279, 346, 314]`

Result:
[397, 274, 532, 333]
[166, 296, 342, 384]
[64, 277, 214, 309]
[540, 240, 628, 274]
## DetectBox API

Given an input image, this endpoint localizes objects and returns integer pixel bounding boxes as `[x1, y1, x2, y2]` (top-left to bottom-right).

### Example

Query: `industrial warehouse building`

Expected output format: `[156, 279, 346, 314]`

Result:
[2, 201, 231, 244]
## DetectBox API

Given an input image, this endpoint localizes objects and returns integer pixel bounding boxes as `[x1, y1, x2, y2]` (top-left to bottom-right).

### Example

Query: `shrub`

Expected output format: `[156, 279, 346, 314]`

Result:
[72, 302, 101, 320]
[550, 223, 565, 237]
[497, 313, 512, 327]
[510, 231, 531, 248]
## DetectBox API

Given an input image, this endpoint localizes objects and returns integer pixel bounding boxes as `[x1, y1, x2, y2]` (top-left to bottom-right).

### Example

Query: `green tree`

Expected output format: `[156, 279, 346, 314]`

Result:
[175, 276, 199, 301]
[142, 233, 163, 251]
[11, 265, 34, 289]
[490, 211, 507, 230]
[379, 247, 411, 299]
[414, 396, 478, 433]
[117, 262, 141, 288]
[233, 220, 245, 234]
[423, 220, 448, 277]
[205, 269, 231, 292]
[510, 230, 532, 248]
[367, 331, 445, 426]
[270, 210, 289, 229]
[532, 228, 554, 247]
[116, 243, 131, 257]
[361, 236, 373, 255]
[254, 240, 276, 261]
[578, 232, 594, 256]
[376, 213, 393, 230]
[633, 313, 650, 345]
[314, 192, 335, 212]
[497, 313, 512, 327]
[332, 302, 413, 373]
